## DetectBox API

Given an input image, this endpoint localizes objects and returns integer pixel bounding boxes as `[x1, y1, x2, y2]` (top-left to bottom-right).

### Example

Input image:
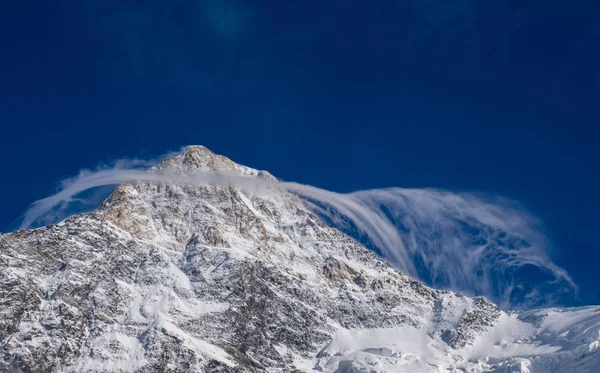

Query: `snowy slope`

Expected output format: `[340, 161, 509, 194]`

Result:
[1, 145, 598, 372]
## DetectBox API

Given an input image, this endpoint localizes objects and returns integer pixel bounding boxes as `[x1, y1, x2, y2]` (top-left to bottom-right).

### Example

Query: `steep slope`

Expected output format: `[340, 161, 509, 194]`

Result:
[1, 146, 599, 372]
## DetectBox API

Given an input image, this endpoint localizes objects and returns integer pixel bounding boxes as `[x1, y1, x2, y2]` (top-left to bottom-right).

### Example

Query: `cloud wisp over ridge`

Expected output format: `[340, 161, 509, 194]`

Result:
[17, 151, 576, 309]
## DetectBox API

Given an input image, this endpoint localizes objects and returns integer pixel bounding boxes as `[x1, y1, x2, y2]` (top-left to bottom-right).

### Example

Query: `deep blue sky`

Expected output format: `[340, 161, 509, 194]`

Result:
[1, 1, 598, 305]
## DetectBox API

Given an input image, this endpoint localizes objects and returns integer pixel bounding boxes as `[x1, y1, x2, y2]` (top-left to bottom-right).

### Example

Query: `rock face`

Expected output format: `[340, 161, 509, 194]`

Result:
[1, 145, 599, 372]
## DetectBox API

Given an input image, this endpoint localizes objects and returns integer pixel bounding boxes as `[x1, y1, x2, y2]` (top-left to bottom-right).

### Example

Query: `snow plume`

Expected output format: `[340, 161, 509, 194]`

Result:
[17, 153, 576, 309]
[303, 189, 576, 308]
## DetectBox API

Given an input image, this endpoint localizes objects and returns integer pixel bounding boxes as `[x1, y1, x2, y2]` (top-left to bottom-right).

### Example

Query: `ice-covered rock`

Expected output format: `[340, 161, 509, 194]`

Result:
[1, 146, 599, 372]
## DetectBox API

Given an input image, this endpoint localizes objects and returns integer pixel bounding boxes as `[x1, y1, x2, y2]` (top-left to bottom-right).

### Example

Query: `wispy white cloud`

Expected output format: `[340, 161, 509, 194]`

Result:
[16, 152, 576, 308]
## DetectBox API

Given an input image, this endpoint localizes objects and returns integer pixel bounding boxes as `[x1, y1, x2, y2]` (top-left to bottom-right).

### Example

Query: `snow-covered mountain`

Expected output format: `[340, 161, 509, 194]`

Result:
[1, 145, 598, 372]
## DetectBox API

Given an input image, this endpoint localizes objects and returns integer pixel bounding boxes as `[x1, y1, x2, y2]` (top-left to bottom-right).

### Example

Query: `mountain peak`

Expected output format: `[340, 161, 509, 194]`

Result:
[155, 145, 276, 181]
[2, 148, 599, 372]
[180, 145, 218, 166]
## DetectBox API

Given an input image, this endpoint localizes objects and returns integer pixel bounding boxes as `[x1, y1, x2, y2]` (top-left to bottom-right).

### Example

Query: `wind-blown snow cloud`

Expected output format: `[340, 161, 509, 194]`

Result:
[17, 151, 576, 309]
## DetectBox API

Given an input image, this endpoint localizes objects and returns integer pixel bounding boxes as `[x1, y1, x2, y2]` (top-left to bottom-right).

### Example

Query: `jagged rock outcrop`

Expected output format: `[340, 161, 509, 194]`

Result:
[1, 146, 599, 372]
